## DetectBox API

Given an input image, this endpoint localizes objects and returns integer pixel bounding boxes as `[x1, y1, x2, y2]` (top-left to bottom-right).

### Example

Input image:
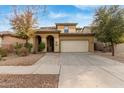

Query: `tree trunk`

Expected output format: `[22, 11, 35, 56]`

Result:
[26, 38, 28, 44]
[111, 41, 115, 56]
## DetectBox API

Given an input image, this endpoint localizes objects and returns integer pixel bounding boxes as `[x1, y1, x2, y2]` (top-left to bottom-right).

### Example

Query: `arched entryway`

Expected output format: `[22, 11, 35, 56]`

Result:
[35, 35, 41, 52]
[47, 35, 54, 52]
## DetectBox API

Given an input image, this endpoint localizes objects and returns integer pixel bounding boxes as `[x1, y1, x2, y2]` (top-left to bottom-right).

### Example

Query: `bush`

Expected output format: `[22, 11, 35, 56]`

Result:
[14, 42, 33, 56]
[14, 42, 23, 50]
[39, 42, 45, 51]
[0, 48, 8, 57]
[24, 43, 33, 52]
[0, 55, 2, 60]
[18, 47, 29, 56]
[14, 42, 23, 55]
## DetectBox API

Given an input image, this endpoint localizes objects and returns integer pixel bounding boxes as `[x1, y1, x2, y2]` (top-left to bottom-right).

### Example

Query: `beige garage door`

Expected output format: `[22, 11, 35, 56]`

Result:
[61, 40, 89, 52]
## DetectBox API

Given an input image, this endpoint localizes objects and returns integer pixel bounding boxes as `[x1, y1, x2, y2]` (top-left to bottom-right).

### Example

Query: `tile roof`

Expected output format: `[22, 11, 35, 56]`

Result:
[55, 23, 77, 26]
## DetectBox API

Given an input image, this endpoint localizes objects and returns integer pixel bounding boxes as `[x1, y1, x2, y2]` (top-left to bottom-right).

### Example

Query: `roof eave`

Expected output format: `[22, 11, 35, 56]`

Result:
[60, 33, 95, 36]
[55, 23, 78, 26]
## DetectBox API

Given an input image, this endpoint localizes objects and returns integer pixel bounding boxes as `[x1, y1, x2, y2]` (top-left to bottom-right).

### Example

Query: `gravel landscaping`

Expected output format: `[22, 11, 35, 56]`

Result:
[0, 53, 45, 66]
[0, 74, 59, 88]
[95, 51, 124, 63]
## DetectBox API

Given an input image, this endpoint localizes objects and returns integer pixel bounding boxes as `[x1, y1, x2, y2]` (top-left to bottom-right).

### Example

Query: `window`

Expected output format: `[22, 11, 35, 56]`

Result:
[64, 26, 69, 33]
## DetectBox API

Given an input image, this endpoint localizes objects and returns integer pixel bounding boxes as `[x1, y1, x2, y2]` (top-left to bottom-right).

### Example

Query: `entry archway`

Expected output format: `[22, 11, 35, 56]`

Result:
[47, 35, 54, 52]
[35, 35, 41, 52]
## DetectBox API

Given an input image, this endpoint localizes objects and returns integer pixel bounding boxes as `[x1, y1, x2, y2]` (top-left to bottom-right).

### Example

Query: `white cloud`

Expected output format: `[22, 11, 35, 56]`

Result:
[75, 13, 83, 19]
[75, 13, 92, 20]
[70, 13, 93, 21]
[26, 6, 96, 27]
[74, 5, 100, 11]
[39, 12, 94, 27]
[48, 12, 69, 19]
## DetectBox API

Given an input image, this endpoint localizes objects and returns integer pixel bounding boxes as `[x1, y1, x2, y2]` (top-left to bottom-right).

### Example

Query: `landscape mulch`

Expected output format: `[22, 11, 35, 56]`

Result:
[0, 74, 59, 88]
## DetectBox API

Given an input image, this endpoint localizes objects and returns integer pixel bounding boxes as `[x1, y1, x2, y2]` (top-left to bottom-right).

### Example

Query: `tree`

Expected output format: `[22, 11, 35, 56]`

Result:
[10, 6, 46, 43]
[92, 5, 124, 56]
[10, 10, 36, 43]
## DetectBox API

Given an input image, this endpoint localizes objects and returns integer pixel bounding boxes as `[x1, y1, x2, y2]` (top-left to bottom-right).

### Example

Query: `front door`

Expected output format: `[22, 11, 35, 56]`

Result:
[47, 36, 54, 52]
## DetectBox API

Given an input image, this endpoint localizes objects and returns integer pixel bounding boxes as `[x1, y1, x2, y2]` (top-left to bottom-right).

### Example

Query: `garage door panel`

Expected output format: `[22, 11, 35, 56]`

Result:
[61, 40, 89, 52]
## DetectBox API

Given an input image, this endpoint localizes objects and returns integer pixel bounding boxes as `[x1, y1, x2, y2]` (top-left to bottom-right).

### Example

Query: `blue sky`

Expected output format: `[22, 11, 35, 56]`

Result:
[0, 5, 101, 31]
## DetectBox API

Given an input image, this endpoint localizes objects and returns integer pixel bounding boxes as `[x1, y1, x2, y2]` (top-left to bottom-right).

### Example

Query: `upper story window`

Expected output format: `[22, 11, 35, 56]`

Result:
[64, 26, 69, 33]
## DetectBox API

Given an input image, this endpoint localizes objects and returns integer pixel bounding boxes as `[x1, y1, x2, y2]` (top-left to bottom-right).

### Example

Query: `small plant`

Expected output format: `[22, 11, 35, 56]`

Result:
[14, 42, 23, 55]
[0, 55, 2, 60]
[14, 42, 33, 56]
[14, 42, 23, 49]
[18, 47, 29, 56]
[0, 48, 8, 57]
[39, 42, 45, 51]
[24, 43, 33, 52]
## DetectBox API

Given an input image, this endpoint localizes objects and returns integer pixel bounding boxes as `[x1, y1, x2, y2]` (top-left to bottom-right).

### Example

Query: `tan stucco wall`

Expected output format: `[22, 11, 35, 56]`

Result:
[1, 36, 26, 52]
[0, 37, 2, 47]
[83, 27, 92, 34]
[57, 25, 76, 33]
[32, 32, 94, 53]
[2, 36, 26, 45]
[60, 35, 94, 52]
[115, 43, 124, 53]
[33, 33, 60, 52]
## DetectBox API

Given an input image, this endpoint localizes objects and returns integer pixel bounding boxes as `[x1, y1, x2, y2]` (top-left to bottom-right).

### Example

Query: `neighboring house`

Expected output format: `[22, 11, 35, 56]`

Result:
[29, 23, 94, 53]
[0, 31, 26, 52]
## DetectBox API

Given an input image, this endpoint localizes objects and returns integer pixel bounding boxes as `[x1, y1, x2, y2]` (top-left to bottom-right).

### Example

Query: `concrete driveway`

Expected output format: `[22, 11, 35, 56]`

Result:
[57, 53, 124, 88]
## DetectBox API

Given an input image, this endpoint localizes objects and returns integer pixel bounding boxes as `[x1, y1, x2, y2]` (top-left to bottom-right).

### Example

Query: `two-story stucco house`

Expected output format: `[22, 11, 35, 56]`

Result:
[29, 23, 95, 53]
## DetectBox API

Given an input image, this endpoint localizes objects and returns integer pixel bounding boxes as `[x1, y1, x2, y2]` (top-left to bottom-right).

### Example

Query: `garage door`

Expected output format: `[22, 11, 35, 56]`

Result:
[61, 40, 89, 52]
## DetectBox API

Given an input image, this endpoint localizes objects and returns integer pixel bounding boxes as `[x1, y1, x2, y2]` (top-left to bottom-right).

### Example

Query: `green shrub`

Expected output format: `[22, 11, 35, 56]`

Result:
[0, 55, 2, 60]
[18, 47, 29, 56]
[0, 48, 8, 57]
[39, 42, 45, 51]
[14, 42, 33, 55]
[14, 42, 23, 50]
[14, 42, 23, 55]
[24, 43, 33, 52]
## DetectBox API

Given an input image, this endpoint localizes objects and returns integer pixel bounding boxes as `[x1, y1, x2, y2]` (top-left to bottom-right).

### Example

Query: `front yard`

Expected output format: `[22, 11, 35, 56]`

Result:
[0, 53, 60, 88]
[0, 53, 45, 66]
[0, 74, 59, 88]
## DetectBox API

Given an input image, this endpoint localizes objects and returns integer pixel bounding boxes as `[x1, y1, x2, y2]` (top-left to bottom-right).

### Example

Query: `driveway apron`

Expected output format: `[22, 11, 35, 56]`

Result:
[58, 53, 124, 88]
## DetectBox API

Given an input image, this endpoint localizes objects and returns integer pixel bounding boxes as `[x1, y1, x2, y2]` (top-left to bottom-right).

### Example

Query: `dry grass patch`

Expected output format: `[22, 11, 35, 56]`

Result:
[95, 51, 124, 63]
[0, 53, 45, 66]
[0, 74, 59, 88]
